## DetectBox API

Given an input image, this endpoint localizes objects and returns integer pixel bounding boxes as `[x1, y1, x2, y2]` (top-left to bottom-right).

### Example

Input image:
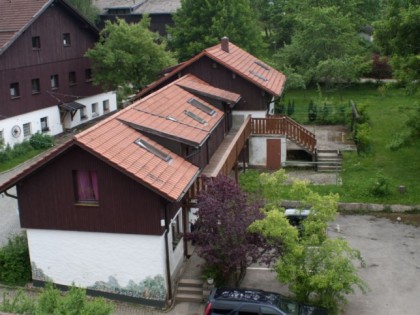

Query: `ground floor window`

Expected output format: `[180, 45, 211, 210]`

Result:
[23, 123, 31, 137]
[73, 170, 99, 204]
[40, 117, 49, 132]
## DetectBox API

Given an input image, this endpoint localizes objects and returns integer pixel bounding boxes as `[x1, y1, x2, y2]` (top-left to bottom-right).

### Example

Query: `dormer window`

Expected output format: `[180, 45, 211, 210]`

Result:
[63, 33, 71, 46]
[32, 36, 41, 49]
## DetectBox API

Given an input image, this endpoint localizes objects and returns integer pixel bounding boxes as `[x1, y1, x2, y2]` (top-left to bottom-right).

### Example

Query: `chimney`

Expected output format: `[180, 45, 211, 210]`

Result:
[221, 37, 229, 53]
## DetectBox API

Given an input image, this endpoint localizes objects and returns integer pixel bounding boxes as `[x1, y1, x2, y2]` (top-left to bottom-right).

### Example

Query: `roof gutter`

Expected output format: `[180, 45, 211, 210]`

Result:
[4, 188, 17, 199]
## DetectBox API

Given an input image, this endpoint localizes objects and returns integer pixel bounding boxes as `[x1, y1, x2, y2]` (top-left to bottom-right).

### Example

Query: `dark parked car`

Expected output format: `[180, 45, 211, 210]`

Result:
[204, 288, 328, 315]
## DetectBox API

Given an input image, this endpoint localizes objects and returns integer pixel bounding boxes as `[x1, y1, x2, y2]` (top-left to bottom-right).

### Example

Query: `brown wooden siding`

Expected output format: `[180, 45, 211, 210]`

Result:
[0, 3, 101, 117]
[185, 56, 270, 111]
[207, 118, 226, 159]
[17, 146, 167, 235]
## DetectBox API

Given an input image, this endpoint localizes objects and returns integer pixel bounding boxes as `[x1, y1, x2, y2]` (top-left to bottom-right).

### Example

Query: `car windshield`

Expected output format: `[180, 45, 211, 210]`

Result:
[276, 297, 299, 315]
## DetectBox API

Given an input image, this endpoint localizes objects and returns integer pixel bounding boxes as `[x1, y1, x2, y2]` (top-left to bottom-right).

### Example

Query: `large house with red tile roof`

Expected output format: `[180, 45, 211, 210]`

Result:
[0, 37, 318, 307]
[0, 0, 117, 148]
[0, 74, 244, 307]
[138, 37, 316, 169]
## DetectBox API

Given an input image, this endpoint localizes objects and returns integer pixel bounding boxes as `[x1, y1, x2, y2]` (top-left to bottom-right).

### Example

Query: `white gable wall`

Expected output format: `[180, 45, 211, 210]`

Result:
[27, 229, 168, 301]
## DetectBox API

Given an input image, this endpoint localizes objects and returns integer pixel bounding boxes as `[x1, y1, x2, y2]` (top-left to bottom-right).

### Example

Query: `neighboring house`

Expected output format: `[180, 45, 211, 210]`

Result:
[94, 0, 181, 36]
[0, 74, 244, 307]
[138, 37, 315, 169]
[0, 0, 117, 148]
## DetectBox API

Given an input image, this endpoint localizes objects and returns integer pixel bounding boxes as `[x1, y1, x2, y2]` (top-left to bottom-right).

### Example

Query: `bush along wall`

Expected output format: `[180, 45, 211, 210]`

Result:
[0, 233, 32, 286]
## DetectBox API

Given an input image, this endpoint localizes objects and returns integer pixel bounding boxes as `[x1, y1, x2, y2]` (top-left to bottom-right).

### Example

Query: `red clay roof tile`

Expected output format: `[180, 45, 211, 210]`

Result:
[137, 39, 286, 99]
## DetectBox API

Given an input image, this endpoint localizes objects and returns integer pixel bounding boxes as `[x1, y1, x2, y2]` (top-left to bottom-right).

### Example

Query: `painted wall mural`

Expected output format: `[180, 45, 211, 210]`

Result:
[31, 262, 53, 282]
[88, 274, 166, 300]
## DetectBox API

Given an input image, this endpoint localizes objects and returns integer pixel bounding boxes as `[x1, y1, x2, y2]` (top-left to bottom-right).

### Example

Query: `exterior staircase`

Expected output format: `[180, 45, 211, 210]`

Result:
[175, 278, 204, 303]
[316, 149, 342, 172]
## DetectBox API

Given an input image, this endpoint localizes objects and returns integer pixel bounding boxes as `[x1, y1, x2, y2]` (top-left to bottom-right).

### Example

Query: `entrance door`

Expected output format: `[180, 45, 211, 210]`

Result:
[266, 139, 281, 170]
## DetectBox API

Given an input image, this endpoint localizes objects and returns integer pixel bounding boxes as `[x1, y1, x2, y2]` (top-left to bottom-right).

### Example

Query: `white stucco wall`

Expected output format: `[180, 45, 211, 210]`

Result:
[0, 106, 63, 148]
[232, 110, 266, 122]
[0, 91, 117, 148]
[249, 135, 287, 167]
[27, 229, 168, 300]
[168, 208, 185, 277]
[62, 91, 117, 130]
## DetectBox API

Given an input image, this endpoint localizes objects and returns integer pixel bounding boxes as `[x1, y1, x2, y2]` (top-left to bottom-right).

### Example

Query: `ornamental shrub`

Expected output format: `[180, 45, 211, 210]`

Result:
[29, 132, 54, 150]
[0, 233, 31, 286]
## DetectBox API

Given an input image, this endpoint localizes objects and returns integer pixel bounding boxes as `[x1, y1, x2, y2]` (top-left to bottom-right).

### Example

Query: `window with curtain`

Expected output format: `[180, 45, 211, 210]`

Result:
[73, 170, 99, 204]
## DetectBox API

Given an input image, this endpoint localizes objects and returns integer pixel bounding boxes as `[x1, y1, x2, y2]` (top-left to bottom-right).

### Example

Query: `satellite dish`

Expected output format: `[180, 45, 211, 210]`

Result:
[11, 125, 21, 138]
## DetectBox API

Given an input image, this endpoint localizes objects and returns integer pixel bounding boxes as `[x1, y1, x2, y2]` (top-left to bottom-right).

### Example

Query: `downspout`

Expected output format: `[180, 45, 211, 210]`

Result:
[4, 188, 17, 199]
[164, 203, 173, 304]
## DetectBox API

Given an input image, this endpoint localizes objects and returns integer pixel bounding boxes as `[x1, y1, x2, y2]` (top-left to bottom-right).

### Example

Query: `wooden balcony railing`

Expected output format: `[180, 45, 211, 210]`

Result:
[185, 115, 252, 202]
[251, 115, 316, 153]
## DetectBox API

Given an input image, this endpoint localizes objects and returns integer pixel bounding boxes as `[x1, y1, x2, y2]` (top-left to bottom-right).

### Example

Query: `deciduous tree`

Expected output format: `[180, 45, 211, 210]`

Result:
[85, 18, 175, 96]
[374, 1, 420, 92]
[274, 6, 365, 87]
[169, 0, 264, 61]
[249, 176, 367, 314]
[190, 175, 276, 286]
[68, 0, 99, 23]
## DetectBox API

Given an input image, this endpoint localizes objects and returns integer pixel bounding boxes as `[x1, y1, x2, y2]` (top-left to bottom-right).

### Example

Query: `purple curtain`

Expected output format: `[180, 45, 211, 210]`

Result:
[76, 170, 99, 202]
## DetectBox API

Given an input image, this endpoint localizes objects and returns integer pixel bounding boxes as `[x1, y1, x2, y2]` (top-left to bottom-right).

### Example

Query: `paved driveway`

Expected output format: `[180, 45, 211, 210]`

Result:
[244, 214, 420, 315]
[0, 187, 21, 247]
[330, 214, 420, 315]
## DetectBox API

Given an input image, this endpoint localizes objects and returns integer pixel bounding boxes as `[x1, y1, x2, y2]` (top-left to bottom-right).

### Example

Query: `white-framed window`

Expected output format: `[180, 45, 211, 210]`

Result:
[103, 99, 110, 112]
[23, 123, 31, 137]
[91, 103, 98, 117]
[80, 106, 87, 120]
[50, 74, 59, 89]
[40, 117, 49, 132]
[0, 130, 4, 146]
[10, 82, 20, 98]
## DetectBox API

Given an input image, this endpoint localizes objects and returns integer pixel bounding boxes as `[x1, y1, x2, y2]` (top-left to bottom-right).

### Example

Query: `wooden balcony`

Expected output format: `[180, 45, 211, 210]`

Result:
[184, 115, 316, 203]
[185, 115, 251, 202]
[251, 115, 316, 154]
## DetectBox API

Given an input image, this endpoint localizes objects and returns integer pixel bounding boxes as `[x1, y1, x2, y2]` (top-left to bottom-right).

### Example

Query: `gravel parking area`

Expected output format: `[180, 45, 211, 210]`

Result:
[329, 214, 420, 315]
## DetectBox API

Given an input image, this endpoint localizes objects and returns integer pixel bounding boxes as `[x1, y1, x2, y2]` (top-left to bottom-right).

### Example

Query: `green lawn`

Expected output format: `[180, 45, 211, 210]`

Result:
[0, 149, 45, 172]
[282, 84, 420, 205]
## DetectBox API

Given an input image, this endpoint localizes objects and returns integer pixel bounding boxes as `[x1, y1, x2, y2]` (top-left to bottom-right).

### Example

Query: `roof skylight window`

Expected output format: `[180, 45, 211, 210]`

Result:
[188, 98, 216, 117]
[249, 70, 268, 82]
[255, 61, 270, 71]
[135, 139, 172, 162]
[184, 110, 207, 125]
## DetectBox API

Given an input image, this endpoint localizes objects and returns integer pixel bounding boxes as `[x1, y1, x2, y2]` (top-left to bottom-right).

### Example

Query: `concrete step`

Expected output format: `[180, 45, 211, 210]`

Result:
[177, 286, 203, 295]
[178, 278, 203, 288]
[175, 292, 203, 303]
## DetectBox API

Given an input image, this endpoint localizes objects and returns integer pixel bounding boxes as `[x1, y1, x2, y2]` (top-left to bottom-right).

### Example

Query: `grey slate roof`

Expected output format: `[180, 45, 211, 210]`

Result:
[94, 0, 181, 14]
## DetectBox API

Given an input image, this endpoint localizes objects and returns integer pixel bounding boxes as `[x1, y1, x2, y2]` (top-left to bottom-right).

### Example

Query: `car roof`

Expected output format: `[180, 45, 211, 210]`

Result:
[212, 288, 282, 306]
[285, 209, 311, 216]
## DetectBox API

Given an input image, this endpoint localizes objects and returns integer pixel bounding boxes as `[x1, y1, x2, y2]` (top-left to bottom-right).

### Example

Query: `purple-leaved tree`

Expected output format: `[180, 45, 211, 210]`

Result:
[190, 175, 276, 286]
